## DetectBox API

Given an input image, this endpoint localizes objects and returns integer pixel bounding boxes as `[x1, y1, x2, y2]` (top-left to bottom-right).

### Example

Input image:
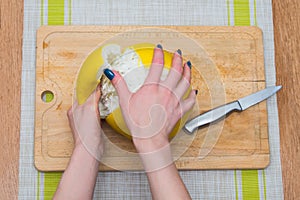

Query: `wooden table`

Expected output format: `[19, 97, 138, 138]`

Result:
[0, 0, 299, 199]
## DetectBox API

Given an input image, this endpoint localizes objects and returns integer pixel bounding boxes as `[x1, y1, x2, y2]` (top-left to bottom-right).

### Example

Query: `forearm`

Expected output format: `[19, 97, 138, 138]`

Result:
[135, 139, 191, 200]
[146, 163, 191, 200]
[53, 144, 100, 200]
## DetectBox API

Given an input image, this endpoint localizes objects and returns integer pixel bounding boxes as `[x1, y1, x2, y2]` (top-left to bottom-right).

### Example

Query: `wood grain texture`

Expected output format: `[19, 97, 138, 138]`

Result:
[272, 0, 300, 199]
[0, 0, 299, 198]
[34, 26, 268, 171]
[0, 0, 23, 199]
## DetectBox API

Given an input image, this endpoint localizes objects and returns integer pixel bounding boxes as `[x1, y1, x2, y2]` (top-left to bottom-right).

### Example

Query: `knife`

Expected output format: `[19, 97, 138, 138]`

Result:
[183, 86, 282, 134]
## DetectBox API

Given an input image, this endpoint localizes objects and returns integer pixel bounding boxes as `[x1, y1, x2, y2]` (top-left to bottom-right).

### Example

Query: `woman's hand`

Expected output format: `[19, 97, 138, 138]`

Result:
[104, 45, 196, 154]
[67, 84, 104, 160]
[104, 44, 194, 199]
[54, 85, 104, 200]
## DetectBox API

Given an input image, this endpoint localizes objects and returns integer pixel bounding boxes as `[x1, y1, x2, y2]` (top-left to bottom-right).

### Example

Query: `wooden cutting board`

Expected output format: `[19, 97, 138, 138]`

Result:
[35, 26, 268, 171]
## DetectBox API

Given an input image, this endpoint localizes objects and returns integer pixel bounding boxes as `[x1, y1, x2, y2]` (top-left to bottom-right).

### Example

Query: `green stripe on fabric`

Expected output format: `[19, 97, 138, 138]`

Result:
[241, 170, 260, 200]
[254, 0, 257, 25]
[43, 1, 66, 199]
[41, 0, 44, 25]
[48, 0, 65, 25]
[263, 170, 267, 199]
[234, 170, 239, 200]
[233, 0, 250, 26]
[68, 0, 72, 25]
[233, 1, 260, 199]
[37, 172, 40, 200]
[227, 0, 231, 26]
[44, 172, 62, 200]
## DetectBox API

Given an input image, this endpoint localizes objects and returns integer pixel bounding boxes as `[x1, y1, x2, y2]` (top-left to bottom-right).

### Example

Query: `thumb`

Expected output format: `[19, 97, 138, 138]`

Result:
[94, 83, 101, 120]
[84, 83, 101, 105]
[103, 68, 131, 107]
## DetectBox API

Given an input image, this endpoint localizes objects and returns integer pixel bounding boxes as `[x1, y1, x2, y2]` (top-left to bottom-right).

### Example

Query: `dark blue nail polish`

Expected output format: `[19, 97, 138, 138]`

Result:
[156, 44, 163, 49]
[187, 60, 192, 69]
[177, 49, 182, 55]
[103, 68, 115, 80]
[195, 90, 198, 95]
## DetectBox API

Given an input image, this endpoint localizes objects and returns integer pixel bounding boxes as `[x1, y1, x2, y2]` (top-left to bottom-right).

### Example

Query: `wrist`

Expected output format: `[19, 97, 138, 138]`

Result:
[132, 134, 170, 153]
[73, 141, 102, 163]
[138, 143, 173, 172]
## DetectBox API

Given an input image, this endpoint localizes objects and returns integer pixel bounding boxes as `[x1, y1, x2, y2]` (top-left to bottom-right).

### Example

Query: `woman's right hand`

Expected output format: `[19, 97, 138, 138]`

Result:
[104, 44, 193, 198]
[104, 45, 196, 154]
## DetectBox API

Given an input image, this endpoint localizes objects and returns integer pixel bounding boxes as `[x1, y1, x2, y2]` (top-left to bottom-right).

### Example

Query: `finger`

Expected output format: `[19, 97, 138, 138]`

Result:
[84, 83, 101, 108]
[85, 83, 101, 105]
[180, 89, 197, 117]
[95, 83, 101, 101]
[103, 68, 131, 108]
[94, 83, 101, 122]
[144, 44, 164, 84]
[174, 61, 192, 98]
[162, 49, 183, 89]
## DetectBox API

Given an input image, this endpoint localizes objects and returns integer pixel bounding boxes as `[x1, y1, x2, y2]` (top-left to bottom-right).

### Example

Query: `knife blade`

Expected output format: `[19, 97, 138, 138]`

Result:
[183, 86, 282, 134]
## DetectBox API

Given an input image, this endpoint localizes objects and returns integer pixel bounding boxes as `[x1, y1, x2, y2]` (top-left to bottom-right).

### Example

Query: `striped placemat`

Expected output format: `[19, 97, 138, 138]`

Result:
[19, 0, 283, 199]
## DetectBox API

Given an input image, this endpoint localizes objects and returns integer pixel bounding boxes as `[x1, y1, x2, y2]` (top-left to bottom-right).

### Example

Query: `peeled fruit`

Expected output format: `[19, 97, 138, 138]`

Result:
[76, 43, 191, 140]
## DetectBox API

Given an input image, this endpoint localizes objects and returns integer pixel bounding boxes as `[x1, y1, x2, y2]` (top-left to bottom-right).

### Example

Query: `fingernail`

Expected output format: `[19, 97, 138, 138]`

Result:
[156, 44, 163, 49]
[195, 90, 198, 95]
[103, 68, 115, 80]
[176, 49, 182, 56]
[187, 60, 192, 69]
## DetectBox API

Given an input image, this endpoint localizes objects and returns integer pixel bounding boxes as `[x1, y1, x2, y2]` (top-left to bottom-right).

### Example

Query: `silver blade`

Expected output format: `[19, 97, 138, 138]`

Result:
[238, 86, 282, 110]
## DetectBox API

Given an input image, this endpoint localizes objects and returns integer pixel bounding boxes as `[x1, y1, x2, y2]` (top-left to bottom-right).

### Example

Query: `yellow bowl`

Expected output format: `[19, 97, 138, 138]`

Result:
[76, 43, 191, 139]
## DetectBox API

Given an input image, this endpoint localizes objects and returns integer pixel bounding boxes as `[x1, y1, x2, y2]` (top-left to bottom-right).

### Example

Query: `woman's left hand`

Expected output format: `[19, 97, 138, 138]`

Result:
[67, 84, 104, 160]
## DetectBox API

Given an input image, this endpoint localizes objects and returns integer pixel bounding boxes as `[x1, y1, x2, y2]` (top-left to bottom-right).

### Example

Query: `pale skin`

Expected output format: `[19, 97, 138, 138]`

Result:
[54, 45, 196, 200]
[54, 84, 103, 200]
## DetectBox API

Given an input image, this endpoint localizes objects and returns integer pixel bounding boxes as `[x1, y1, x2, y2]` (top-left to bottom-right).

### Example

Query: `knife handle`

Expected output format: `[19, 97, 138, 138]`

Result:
[184, 101, 242, 134]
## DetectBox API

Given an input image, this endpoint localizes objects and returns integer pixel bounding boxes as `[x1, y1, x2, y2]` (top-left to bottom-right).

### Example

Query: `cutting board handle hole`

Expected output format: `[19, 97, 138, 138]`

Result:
[41, 90, 54, 103]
